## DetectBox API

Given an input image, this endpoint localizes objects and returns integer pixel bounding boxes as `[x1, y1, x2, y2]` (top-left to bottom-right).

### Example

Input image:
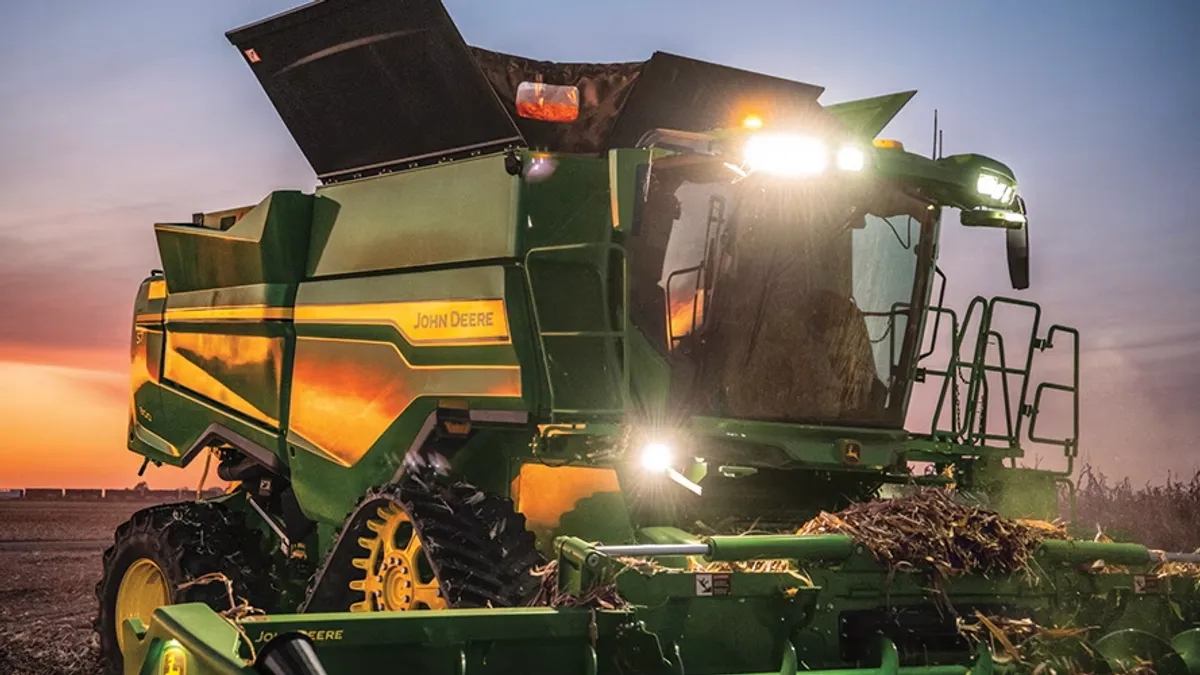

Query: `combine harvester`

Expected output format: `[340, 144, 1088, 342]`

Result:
[98, 0, 1200, 673]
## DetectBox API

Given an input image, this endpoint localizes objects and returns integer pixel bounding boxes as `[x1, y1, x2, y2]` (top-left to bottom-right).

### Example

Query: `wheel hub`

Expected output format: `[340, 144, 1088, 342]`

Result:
[383, 562, 413, 607]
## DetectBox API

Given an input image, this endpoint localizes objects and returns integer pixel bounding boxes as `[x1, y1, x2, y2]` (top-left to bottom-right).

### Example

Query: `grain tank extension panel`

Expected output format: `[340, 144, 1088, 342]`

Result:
[227, 0, 827, 182]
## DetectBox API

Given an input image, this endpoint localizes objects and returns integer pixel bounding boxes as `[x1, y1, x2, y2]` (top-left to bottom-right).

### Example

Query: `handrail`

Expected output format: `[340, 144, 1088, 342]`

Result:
[916, 292, 1078, 475]
[957, 296, 992, 441]
[921, 306, 961, 439]
[1026, 325, 1080, 476]
[523, 242, 630, 423]
[974, 329, 1015, 446]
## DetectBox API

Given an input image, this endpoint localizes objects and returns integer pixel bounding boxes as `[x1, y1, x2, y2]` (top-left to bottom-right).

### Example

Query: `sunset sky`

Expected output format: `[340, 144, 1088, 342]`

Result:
[1, 0, 1197, 488]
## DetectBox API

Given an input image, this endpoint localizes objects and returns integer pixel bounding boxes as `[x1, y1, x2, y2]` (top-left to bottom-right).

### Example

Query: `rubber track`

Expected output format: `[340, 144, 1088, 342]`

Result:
[303, 475, 543, 612]
[93, 501, 277, 674]
[448, 481, 544, 602]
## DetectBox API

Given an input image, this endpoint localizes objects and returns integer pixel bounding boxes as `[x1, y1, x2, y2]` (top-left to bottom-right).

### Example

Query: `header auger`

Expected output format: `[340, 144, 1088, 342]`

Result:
[96, 0, 1200, 673]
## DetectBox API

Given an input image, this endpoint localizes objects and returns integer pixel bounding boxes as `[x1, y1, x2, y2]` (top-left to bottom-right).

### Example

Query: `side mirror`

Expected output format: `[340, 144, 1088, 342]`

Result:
[959, 198, 1029, 291]
[1006, 197, 1030, 290]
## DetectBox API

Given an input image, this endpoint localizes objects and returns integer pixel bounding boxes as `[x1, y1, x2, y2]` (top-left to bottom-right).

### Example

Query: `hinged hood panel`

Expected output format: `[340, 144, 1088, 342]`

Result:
[229, 0, 831, 182]
[228, 0, 521, 182]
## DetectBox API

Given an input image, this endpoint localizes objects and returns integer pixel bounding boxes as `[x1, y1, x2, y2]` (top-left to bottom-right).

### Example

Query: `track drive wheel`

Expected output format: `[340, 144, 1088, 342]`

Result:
[94, 500, 276, 674]
[306, 476, 542, 613]
[350, 501, 446, 611]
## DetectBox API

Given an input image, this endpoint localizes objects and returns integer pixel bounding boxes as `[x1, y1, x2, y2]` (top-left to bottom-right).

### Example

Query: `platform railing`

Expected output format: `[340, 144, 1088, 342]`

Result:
[523, 242, 630, 423]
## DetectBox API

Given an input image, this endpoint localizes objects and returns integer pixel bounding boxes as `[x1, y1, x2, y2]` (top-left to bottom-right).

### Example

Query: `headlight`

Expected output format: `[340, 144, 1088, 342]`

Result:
[742, 134, 865, 176]
[640, 442, 673, 473]
[976, 172, 1016, 205]
[743, 133, 827, 176]
[836, 145, 865, 172]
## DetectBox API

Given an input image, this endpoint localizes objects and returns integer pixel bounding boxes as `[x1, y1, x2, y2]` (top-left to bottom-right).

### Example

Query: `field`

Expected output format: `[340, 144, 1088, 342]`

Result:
[0, 500, 145, 675]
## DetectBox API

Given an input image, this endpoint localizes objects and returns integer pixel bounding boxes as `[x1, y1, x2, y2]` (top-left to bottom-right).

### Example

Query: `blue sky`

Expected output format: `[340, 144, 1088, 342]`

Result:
[0, 0, 1197, 485]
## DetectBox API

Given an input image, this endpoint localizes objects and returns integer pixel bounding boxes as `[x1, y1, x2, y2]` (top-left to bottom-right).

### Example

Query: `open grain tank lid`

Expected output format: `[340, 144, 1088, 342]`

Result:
[227, 0, 828, 183]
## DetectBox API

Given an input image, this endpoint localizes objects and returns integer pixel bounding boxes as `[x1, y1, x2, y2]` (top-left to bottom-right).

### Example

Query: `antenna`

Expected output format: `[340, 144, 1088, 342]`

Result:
[938, 129, 944, 159]
[932, 109, 938, 159]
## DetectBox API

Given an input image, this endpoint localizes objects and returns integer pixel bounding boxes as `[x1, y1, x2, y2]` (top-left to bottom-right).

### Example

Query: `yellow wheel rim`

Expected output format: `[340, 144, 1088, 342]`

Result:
[114, 557, 170, 653]
[349, 503, 446, 612]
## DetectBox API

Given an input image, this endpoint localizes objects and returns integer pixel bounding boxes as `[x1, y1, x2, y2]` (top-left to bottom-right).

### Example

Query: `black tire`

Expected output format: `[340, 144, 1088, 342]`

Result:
[93, 500, 277, 674]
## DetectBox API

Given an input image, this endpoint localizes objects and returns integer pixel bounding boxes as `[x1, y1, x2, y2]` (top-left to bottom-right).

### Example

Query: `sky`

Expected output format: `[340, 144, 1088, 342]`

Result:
[0, 0, 1197, 488]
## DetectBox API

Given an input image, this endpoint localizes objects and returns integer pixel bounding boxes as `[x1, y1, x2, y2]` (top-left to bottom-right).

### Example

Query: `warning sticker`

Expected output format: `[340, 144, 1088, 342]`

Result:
[1133, 575, 1164, 595]
[694, 573, 731, 597]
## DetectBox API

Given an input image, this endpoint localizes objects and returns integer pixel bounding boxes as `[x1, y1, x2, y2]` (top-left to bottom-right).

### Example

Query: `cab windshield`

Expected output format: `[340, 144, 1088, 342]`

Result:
[628, 159, 936, 428]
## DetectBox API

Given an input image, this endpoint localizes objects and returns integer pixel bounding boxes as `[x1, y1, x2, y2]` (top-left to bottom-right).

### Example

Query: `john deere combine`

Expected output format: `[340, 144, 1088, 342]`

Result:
[97, 1, 1200, 673]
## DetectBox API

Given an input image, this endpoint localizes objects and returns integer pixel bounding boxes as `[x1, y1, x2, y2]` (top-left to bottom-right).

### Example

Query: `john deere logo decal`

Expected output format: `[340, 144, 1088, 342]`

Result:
[413, 307, 498, 331]
[397, 299, 510, 344]
[294, 299, 511, 346]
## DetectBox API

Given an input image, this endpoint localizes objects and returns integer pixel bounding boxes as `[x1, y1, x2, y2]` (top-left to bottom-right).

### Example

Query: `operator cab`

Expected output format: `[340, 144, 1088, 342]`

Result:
[629, 154, 936, 429]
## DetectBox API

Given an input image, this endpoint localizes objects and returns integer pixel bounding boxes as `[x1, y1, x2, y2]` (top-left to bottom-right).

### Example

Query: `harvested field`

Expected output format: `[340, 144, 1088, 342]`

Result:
[0, 500, 138, 543]
[0, 500, 153, 675]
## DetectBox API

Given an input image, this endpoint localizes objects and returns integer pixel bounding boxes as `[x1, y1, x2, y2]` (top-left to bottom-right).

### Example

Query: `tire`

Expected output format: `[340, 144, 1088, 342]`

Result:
[93, 500, 277, 674]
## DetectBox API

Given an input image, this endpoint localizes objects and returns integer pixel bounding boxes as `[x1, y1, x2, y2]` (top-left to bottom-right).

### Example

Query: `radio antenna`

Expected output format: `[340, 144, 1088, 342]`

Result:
[932, 109, 939, 159]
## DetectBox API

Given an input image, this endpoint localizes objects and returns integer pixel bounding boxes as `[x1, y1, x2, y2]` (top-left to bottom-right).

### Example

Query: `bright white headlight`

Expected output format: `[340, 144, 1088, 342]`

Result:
[640, 442, 673, 473]
[977, 173, 1000, 196]
[743, 133, 827, 177]
[976, 172, 1014, 203]
[836, 145, 865, 172]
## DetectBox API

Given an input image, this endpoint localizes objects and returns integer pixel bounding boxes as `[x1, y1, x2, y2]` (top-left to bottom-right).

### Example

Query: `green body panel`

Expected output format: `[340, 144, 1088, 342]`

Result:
[129, 278, 293, 464]
[823, 91, 917, 139]
[308, 154, 519, 277]
[284, 263, 531, 524]
[155, 191, 313, 293]
[126, 605, 619, 675]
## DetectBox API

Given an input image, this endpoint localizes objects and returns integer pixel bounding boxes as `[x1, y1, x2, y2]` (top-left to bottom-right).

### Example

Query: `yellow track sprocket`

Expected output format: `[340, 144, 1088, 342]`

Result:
[348, 502, 446, 612]
[301, 477, 543, 614]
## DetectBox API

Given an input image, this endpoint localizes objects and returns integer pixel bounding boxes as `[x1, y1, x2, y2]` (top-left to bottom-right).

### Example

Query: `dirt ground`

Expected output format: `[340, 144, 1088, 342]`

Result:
[0, 501, 150, 675]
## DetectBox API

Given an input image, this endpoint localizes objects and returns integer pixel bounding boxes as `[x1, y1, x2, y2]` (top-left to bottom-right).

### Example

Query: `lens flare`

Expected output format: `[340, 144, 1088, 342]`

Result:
[743, 133, 827, 176]
[836, 145, 865, 172]
[640, 442, 673, 473]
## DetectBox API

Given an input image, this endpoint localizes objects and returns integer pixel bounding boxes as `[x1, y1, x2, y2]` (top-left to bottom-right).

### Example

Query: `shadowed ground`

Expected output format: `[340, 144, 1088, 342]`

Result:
[0, 501, 146, 675]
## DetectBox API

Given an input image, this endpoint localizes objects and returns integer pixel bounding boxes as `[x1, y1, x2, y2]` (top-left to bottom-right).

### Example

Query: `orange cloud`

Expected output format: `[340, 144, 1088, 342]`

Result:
[0, 346, 207, 490]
